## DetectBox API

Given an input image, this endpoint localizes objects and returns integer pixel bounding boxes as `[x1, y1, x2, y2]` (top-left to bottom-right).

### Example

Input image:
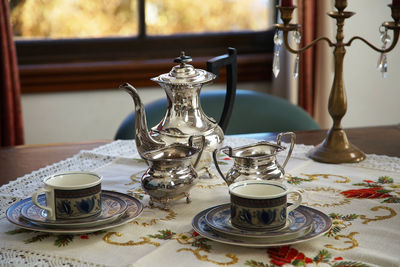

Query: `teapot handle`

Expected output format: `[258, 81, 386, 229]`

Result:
[276, 132, 296, 170]
[212, 146, 232, 183]
[188, 136, 206, 169]
[207, 47, 237, 132]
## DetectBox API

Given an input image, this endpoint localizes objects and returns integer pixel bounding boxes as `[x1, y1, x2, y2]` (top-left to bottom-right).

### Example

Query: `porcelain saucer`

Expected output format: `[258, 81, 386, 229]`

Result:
[192, 205, 331, 248]
[20, 191, 128, 229]
[205, 203, 313, 241]
[6, 190, 143, 234]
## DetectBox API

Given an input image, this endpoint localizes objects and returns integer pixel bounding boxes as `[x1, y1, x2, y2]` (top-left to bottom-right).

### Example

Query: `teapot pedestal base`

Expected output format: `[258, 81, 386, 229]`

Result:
[149, 193, 191, 210]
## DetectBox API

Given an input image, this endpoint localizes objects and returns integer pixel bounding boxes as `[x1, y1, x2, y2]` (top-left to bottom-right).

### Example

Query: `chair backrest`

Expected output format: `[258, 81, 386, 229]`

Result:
[114, 89, 320, 139]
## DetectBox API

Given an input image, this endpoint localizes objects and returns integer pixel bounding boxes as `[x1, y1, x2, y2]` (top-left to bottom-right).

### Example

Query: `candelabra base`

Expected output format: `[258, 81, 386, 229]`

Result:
[308, 128, 366, 163]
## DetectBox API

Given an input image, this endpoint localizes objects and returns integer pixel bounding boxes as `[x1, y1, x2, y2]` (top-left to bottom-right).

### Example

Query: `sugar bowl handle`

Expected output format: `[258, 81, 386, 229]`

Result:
[213, 146, 233, 183]
[277, 132, 296, 170]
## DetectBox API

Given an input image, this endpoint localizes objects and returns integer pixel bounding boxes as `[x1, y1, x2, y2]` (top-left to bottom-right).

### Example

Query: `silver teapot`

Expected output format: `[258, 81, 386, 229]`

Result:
[213, 132, 296, 185]
[141, 138, 204, 210]
[120, 51, 234, 176]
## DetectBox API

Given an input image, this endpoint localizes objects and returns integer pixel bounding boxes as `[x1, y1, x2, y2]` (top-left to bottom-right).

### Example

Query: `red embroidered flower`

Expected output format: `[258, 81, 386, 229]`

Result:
[267, 246, 313, 266]
[341, 187, 392, 199]
[192, 231, 200, 237]
[80, 235, 89, 239]
[334, 257, 344, 261]
[223, 157, 231, 160]
[364, 180, 374, 183]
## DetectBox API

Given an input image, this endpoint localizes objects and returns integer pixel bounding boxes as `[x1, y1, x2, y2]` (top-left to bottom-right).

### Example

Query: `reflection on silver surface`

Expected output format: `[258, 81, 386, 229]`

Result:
[213, 132, 296, 185]
[120, 52, 225, 175]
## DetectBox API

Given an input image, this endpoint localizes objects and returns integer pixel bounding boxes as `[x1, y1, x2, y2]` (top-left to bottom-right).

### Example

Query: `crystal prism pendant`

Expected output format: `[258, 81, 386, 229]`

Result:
[377, 53, 383, 69]
[377, 53, 388, 78]
[380, 31, 391, 45]
[380, 54, 388, 78]
[292, 30, 302, 45]
[273, 51, 280, 78]
[293, 55, 299, 79]
[274, 31, 283, 46]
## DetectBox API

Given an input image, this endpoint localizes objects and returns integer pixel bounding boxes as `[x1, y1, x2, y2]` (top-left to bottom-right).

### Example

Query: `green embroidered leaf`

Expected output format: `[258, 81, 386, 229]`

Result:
[376, 189, 392, 194]
[329, 213, 358, 222]
[292, 259, 306, 266]
[192, 237, 211, 252]
[342, 214, 359, 221]
[6, 228, 32, 235]
[287, 176, 313, 185]
[332, 261, 370, 267]
[148, 229, 176, 240]
[24, 233, 52, 244]
[329, 213, 341, 220]
[378, 176, 393, 184]
[382, 197, 400, 203]
[325, 226, 341, 237]
[313, 249, 331, 263]
[244, 260, 269, 267]
[217, 161, 229, 165]
[352, 183, 368, 186]
[54, 235, 74, 247]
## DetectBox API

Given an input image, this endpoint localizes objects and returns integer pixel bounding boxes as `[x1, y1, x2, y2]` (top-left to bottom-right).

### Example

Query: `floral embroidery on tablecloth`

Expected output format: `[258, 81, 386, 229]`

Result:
[131, 205, 177, 227]
[326, 213, 359, 237]
[285, 173, 351, 185]
[340, 176, 400, 203]
[5, 228, 106, 247]
[245, 245, 370, 267]
[146, 229, 239, 265]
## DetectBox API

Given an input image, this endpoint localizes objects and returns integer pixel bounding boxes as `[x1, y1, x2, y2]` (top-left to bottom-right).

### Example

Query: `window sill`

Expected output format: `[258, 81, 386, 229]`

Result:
[19, 53, 273, 94]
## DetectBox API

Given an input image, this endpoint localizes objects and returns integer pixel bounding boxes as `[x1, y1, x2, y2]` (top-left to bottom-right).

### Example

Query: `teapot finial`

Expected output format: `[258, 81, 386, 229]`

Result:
[174, 51, 192, 67]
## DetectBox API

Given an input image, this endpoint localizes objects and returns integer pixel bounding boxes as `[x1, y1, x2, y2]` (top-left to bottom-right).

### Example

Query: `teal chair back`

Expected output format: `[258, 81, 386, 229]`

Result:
[115, 89, 319, 139]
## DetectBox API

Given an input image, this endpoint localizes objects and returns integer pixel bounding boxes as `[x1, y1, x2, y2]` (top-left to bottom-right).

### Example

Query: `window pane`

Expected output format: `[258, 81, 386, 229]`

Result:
[9, 0, 138, 39]
[146, 0, 274, 35]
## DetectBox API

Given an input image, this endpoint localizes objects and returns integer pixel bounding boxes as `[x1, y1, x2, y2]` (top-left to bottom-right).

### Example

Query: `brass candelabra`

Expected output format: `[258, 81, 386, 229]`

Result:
[275, 0, 400, 163]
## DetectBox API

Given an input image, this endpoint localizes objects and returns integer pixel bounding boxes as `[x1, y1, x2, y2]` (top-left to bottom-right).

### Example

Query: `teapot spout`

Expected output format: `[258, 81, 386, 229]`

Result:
[120, 83, 165, 155]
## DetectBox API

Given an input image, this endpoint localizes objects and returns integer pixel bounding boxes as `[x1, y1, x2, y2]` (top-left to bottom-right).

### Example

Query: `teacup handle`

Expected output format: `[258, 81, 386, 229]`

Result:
[212, 146, 232, 184]
[276, 132, 296, 171]
[287, 190, 302, 214]
[32, 188, 54, 219]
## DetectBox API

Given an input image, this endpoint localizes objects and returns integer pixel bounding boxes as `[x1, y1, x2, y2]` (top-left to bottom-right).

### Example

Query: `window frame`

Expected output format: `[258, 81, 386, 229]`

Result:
[15, 0, 277, 93]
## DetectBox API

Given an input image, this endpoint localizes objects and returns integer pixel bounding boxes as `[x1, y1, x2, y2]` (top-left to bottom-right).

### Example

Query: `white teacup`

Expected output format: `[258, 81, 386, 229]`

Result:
[229, 180, 302, 230]
[32, 171, 102, 221]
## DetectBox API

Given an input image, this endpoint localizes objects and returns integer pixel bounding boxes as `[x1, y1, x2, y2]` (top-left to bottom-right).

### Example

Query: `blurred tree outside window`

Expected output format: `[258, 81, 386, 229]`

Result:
[9, 0, 274, 39]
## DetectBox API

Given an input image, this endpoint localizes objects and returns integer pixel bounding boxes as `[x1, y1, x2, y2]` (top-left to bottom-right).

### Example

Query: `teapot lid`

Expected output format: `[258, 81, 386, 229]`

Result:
[151, 52, 216, 85]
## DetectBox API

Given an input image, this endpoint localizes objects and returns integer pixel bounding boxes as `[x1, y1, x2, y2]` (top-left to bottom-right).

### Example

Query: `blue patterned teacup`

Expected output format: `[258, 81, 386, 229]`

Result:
[229, 180, 302, 231]
[32, 171, 102, 221]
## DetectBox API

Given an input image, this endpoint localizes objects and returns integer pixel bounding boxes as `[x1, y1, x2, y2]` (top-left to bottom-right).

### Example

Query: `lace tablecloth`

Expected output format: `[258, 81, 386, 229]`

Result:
[1, 137, 399, 267]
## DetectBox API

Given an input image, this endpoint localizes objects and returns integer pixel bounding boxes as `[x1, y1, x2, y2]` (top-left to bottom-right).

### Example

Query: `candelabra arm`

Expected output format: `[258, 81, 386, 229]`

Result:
[345, 30, 399, 53]
[283, 31, 335, 54]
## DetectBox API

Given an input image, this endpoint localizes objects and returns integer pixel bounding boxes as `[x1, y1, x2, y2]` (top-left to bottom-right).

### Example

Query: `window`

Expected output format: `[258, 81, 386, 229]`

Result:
[9, 0, 276, 93]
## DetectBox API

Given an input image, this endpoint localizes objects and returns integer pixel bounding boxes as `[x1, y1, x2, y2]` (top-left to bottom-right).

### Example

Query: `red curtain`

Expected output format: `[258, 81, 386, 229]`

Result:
[297, 0, 318, 116]
[0, 0, 24, 146]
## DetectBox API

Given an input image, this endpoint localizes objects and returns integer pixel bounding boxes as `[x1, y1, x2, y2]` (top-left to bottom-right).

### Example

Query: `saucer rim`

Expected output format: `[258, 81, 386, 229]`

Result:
[20, 192, 128, 228]
[204, 203, 314, 239]
[6, 190, 143, 234]
[192, 205, 332, 248]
